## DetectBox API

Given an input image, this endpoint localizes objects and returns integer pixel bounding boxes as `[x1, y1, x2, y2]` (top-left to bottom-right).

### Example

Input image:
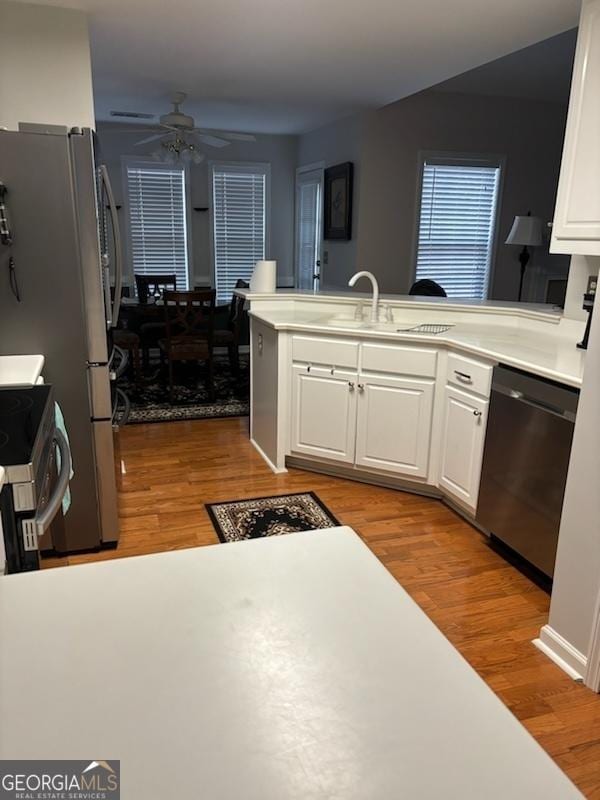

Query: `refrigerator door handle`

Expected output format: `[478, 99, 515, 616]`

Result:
[99, 165, 123, 329]
[34, 430, 71, 539]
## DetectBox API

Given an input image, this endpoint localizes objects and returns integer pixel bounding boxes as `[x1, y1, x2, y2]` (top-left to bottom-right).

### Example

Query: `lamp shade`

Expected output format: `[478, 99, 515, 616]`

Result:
[505, 215, 543, 247]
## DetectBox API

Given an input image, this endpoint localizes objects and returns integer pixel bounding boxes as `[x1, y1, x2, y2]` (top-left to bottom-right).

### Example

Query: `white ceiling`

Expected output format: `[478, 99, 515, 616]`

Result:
[16, 0, 581, 134]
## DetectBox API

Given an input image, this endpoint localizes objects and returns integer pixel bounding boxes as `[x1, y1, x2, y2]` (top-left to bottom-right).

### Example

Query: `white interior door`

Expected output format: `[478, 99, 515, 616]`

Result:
[295, 167, 323, 290]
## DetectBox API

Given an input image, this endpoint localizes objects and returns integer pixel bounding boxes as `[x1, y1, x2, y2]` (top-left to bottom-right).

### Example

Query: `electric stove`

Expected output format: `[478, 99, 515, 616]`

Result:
[0, 385, 57, 572]
[0, 385, 55, 488]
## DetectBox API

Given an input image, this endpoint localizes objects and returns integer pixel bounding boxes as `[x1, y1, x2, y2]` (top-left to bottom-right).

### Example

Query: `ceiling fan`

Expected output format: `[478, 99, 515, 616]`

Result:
[116, 92, 256, 164]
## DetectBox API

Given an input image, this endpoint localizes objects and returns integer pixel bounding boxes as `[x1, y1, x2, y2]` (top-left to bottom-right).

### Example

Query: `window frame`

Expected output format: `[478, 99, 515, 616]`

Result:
[411, 151, 506, 300]
[121, 156, 194, 292]
[208, 161, 271, 302]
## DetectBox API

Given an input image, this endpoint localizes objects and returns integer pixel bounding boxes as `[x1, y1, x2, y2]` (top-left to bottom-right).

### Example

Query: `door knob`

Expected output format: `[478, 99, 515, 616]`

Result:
[473, 410, 482, 417]
[358, 383, 365, 392]
[348, 381, 355, 391]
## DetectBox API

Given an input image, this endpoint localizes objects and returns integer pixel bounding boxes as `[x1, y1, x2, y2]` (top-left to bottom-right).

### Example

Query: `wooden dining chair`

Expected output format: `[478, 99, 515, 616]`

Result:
[213, 279, 248, 376]
[135, 274, 177, 370]
[158, 289, 216, 403]
[135, 273, 177, 303]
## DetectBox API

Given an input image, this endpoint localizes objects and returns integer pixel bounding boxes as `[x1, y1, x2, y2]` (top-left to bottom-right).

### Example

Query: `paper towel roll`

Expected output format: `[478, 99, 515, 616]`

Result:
[250, 260, 277, 292]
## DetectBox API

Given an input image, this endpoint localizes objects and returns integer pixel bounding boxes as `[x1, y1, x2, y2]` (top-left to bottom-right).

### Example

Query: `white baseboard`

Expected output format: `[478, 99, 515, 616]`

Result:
[250, 438, 287, 474]
[533, 625, 586, 682]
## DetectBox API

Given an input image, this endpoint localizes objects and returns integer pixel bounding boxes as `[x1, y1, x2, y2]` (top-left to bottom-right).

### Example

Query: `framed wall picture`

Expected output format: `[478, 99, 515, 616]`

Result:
[324, 162, 353, 240]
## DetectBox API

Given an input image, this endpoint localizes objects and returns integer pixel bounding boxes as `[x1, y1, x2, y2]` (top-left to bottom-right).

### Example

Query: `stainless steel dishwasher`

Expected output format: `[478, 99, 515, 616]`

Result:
[476, 365, 579, 578]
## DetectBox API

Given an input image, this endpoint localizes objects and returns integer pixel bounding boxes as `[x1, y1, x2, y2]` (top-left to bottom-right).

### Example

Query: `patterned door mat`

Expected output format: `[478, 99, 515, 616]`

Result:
[206, 492, 340, 543]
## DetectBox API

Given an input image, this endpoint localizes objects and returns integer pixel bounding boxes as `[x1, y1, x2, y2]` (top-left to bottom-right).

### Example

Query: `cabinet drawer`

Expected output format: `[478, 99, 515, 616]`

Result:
[447, 353, 493, 398]
[361, 343, 437, 378]
[292, 335, 359, 369]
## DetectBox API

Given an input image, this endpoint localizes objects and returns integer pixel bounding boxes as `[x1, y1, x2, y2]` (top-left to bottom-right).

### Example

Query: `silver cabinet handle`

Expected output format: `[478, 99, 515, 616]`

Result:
[348, 381, 355, 391]
[473, 410, 482, 417]
[358, 383, 365, 392]
[455, 370, 472, 383]
[330, 366, 335, 375]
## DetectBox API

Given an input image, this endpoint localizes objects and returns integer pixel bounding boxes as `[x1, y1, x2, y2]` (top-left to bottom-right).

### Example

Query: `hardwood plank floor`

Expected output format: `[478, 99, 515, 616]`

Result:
[42, 417, 600, 797]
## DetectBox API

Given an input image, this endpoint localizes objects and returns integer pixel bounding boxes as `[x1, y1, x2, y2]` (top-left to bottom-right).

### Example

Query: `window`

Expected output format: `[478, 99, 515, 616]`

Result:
[211, 163, 269, 304]
[415, 155, 502, 299]
[125, 162, 190, 290]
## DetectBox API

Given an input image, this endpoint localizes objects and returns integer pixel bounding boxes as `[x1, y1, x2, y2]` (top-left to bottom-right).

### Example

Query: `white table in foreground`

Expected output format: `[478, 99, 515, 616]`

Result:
[0, 528, 581, 799]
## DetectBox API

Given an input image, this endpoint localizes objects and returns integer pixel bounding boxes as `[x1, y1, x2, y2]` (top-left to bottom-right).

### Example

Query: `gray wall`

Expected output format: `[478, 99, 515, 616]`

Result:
[548, 254, 600, 659]
[354, 89, 570, 299]
[96, 122, 297, 289]
[296, 114, 364, 290]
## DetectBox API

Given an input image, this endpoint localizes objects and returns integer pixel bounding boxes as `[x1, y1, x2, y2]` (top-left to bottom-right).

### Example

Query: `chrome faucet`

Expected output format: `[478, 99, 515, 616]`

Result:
[348, 270, 379, 323]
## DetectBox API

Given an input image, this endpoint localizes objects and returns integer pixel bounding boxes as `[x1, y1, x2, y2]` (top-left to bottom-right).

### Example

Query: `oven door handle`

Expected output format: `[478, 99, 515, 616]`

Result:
[35, 430, 72, 538]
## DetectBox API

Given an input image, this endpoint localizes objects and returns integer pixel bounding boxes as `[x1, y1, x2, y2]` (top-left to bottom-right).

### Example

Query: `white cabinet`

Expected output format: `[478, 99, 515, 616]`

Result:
[551, 0, 600, 255]
[438, 386, 488, 513]
[355, 374, 434, 478]
[291, 365, 357, 463]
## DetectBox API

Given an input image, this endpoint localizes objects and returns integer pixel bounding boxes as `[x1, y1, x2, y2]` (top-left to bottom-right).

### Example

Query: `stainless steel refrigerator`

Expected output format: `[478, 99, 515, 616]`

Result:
[0, 124, 123, 552]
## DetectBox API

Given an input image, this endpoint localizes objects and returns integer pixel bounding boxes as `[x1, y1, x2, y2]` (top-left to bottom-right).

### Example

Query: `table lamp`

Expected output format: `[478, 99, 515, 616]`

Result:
[505, 213, 543, 301]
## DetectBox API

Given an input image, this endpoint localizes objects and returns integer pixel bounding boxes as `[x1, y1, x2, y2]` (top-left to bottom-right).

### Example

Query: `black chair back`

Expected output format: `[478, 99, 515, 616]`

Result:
[409, 279, 447, 297]
[163, 290, 216, 345]
[135, 273, 177, 304]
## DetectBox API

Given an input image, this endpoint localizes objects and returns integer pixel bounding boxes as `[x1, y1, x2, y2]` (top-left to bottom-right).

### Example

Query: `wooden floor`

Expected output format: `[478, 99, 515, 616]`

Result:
[43, 417, 600, 797]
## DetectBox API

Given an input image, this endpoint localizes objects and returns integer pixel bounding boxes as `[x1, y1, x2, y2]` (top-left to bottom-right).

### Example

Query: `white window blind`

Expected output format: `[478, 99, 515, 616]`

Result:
[212, 165, 267, 304]
[126, 164, 190, 290]
[415, 159, 501, 299]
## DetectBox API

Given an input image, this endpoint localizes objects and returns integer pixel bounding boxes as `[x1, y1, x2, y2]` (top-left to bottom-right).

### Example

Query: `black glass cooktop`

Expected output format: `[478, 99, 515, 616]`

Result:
[0, 385, 53, 467]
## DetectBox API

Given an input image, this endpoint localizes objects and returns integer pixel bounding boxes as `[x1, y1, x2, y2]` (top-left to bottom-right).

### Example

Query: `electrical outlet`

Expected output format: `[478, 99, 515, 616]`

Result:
[586, 275, 598, 295]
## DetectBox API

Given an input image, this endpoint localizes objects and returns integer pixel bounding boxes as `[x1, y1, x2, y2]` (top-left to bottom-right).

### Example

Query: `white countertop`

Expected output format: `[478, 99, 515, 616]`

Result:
[0, 354, 44, 387]
[237, 288, 565, 322]
[0, 528, 581, 798]
[249, 308, 586, 387]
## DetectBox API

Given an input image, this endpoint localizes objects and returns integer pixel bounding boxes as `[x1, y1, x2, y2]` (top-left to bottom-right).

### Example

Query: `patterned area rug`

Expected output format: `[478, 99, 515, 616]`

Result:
[206, 492, 340, 543]
[119, 354, 249, 424]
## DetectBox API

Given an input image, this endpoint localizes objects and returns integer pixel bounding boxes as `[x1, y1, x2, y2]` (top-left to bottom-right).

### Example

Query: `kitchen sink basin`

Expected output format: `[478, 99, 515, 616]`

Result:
[320, 317, 454, 334]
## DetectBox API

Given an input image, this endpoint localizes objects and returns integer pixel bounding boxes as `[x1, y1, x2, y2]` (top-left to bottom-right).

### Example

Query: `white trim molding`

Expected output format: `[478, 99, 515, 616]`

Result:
[250, 438, 287, 474]
[584, 587, 600, 691]
[534, 625, 587, 682]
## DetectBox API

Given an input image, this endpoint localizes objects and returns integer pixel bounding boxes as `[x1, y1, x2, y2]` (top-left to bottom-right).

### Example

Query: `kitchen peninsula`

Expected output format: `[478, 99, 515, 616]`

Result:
[240, 289, 585, 522]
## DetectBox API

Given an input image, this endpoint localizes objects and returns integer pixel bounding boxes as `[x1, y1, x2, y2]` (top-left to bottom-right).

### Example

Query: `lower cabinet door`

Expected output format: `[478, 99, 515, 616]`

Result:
[290, 365, 357, 463]
[438, 385, 488, 512]
[355, 374, 434, 478]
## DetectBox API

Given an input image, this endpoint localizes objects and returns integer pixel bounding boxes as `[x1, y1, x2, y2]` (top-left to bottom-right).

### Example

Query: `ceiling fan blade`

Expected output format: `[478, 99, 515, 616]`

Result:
[195, 133, 230, 148]
[134, 132, 168, 146]
[197, 129, 256, 142]
[109, 128, 162, 133]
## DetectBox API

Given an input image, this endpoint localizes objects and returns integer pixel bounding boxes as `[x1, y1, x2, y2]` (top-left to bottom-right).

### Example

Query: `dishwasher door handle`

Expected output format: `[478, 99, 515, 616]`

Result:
[495, 384, 575, 421]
